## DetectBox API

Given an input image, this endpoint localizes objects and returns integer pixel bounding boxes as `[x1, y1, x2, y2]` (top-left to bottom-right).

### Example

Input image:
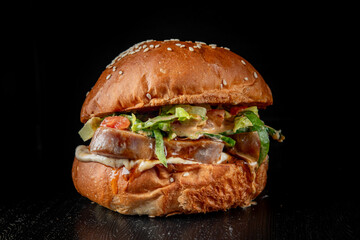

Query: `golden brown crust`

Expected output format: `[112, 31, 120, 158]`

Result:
[80, 40, 273, 123]
[72, 157, 268, 216]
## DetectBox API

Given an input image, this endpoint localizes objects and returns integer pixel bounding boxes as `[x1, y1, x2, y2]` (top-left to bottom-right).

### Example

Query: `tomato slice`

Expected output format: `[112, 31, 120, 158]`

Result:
[229, 106, 248, 115]
[100, 116, 130, 130]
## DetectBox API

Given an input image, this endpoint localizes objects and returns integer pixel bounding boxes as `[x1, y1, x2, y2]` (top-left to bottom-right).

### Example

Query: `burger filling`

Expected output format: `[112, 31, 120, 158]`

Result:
[77, 105, 284, 171]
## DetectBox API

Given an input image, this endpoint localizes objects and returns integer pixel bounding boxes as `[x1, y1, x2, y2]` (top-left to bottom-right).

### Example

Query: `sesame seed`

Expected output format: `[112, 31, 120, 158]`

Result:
[136, 41, 146, 47]
[241, 60, 246, 65]
[146, 93, 152, 100]
[209, 44, 217, 49]
[244, 77, 249, 81]
[222, 79, 227, 86]
[180, 44, 185, 48]
[195, 41, 206, 45]
[175, 43, 182, 46]
[143, 44, 147, 49]
[143, 47, 149, 52]
[119, 70, 123, 75]
[155, 44, 160, 48]
[189, 47, 194, 51]
[220, 83, 223, 89]
[86, 91, 89, 96]
[149, 44, 154, 48]
[106, 74, 111, 80]
[112, 66, 116, 71]
[183, 172, 189, 177]
[223, 47, 230, 50]
[254, 72, 258, 78]
[169, 177, 174, 183]
[167, 47, 172, 51]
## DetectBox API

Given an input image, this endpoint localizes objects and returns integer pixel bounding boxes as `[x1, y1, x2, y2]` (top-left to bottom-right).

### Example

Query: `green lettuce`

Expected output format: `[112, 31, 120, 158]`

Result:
[153, 130, 167, 167]
[203, 133, 236, 147]
[239, 111, 269, 165]
[265, 125, 285, 142]
[175, 107, 191, 121]
[233, 115, 253, 133]
[130, 106, 196, 167]
[165, 105, 207, 118]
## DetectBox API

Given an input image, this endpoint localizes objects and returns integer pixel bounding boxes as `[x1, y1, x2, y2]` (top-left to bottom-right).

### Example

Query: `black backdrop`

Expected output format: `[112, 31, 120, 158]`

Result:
[1, 3, 341, 199]
[2, 2, 357, 238]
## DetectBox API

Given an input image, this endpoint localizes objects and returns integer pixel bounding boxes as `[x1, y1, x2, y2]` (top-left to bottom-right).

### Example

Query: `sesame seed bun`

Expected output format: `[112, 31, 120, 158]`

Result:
[80, 40, 272, 123]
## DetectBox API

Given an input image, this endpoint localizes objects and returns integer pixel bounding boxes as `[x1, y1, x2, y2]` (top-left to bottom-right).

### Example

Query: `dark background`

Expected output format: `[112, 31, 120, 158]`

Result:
[1, 2, 357, 239]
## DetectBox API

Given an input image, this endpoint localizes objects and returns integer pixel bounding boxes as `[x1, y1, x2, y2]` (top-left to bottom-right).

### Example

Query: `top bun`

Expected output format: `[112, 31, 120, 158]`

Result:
[80, 40, 273, 123]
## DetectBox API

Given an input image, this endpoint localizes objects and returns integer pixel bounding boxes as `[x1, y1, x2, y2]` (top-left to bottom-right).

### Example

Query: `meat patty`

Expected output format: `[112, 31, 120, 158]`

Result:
[90, 127, 154, 159]
[90, 127, 225, 164]
[164, 138, 224, 163]
[228, 132, 261, 162]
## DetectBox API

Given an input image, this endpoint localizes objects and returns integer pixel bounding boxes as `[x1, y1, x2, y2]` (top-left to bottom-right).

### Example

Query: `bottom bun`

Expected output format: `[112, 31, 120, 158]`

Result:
[72, 158, 268, 217]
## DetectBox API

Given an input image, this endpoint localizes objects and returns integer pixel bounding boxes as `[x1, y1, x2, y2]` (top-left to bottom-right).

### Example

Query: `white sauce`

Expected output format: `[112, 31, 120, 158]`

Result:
[75, 145, 232, 173]
[75, 145, 231, 174]
[76, 145, 133, 169]
[217, 152, 232, 164]
[75, 145, 259, 193]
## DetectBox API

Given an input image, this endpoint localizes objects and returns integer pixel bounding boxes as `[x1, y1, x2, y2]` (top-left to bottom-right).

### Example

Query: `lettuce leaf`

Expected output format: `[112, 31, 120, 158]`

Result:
[243, 106, 259, 116]
[233, 115, 253, 132]
[166, 105, 207, 118]
[175, 107, 191, 121]
[265, 125, 285, 142]
[242, 111, 269, 165]
[153, 130, 167, 167]
[203, 133, 236, 147]
[132, 115, 177, 131]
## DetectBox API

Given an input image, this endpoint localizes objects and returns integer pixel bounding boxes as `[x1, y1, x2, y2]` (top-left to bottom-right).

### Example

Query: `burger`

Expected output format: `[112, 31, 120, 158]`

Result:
[72, 39, 284, 217]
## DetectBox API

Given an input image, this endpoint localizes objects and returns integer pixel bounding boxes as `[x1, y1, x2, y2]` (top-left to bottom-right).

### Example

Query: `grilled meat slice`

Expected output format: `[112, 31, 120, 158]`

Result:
[89, 127, 225, 164]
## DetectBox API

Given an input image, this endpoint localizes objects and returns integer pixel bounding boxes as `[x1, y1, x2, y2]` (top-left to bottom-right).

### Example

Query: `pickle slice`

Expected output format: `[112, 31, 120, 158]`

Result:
[78, 117, 102, 141]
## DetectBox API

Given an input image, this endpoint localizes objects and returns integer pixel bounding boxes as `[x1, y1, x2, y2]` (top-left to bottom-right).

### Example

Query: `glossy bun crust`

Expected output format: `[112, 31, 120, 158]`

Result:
[80, 40, 273, 123]
[72, 158, 268, 217]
